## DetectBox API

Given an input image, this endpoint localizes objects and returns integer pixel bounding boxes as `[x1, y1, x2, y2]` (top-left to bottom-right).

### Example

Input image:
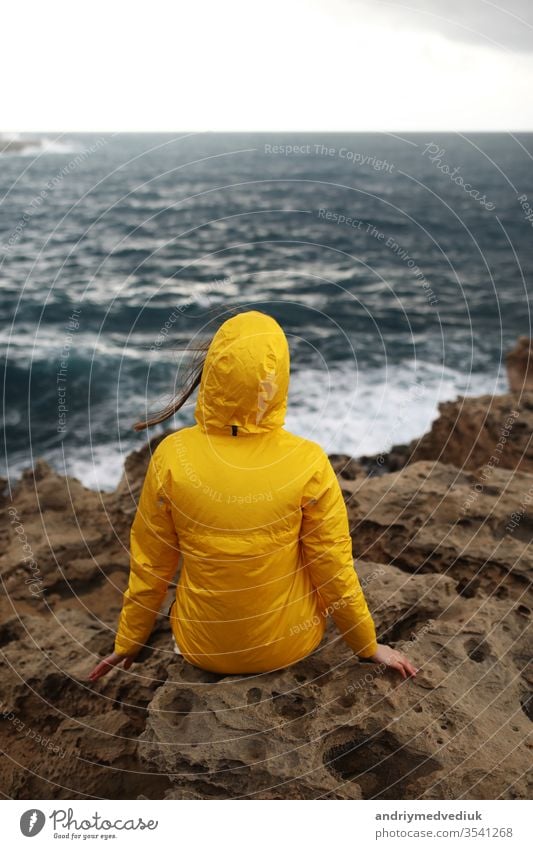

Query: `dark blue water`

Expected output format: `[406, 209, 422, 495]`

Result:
[1, 132, 532, 489]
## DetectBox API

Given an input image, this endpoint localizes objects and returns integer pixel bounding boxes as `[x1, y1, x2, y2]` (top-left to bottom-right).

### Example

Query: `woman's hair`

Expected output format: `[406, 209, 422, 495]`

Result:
[133, 335, 213, 432]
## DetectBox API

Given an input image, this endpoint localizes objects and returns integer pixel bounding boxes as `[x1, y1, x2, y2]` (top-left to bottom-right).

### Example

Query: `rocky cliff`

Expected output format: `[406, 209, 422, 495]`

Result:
[0, 393, 531, 800]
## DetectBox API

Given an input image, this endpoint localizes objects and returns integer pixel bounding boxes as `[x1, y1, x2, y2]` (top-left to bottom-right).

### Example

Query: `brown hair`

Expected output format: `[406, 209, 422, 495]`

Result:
[133, 336, 213, 432]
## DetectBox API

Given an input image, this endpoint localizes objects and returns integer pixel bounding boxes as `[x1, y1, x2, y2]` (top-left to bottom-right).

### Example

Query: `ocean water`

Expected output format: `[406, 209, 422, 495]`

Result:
[1, 132, 532, 490]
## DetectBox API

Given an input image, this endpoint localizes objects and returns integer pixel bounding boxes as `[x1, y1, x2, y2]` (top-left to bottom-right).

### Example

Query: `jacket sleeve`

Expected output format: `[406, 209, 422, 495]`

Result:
[114, 444, 180, 656]
[300, 448, 378, 658]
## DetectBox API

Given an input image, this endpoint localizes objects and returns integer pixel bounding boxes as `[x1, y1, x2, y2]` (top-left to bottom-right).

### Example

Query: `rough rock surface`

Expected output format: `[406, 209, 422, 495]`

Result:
[140, 558, 531, 800]
[0, 404, 531, 799]
[363, 392, 533, 476]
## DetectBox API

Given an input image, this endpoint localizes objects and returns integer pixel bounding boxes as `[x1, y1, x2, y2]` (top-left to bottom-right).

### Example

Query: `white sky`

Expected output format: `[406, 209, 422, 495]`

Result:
[2, 0, 533, 131]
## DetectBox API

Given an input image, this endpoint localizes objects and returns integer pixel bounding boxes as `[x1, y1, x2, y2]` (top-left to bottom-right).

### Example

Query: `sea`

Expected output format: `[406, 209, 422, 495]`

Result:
[1, 132, 532, 491]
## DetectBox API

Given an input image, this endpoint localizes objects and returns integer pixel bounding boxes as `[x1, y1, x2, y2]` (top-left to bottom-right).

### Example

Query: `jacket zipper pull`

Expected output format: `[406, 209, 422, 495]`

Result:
[231, 425, 238, 436]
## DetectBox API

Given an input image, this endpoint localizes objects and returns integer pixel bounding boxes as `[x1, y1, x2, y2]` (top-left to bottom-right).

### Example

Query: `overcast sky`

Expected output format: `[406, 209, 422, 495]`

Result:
[2, 0, 532, 131]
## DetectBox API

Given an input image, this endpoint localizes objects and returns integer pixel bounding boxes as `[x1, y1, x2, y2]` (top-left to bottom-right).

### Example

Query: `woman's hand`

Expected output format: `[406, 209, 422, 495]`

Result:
[367, 644, 418, 679]
[88, 652, 136, 682]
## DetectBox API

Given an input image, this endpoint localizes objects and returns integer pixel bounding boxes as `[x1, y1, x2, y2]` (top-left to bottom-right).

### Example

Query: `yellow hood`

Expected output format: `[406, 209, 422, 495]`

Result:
[194, 310, 290, 435]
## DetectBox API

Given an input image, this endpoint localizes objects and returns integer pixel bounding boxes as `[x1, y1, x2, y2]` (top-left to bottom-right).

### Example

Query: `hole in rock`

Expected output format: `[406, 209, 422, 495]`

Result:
[520, 692, 532, 722]
[271, 691, 315, 719]
[323, 730, 440, 799]
[465, 639, 490, 663]
[246, 687, 262, 705]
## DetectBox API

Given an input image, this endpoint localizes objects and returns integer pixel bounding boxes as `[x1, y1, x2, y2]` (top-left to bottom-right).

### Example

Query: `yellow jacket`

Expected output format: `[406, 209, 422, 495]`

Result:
[115, 310, 378, 673]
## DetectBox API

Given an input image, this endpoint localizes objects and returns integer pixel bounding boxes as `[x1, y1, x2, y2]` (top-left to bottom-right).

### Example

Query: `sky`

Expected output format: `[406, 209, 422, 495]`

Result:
[2, 0, 533, 132]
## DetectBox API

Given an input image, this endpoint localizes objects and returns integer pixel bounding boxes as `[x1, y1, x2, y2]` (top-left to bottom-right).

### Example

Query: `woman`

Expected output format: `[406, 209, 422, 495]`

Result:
[89, 310, 416, 680]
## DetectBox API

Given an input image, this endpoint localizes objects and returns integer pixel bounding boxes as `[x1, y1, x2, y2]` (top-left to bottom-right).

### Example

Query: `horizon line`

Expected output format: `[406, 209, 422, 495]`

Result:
[2, 128, 533, 135]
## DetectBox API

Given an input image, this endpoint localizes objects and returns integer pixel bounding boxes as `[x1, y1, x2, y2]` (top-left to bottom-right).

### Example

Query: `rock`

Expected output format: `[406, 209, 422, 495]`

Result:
[409, 394, 533, 473]
[113, 431, 169, 502]
[506, 336, 533, 392]
[0, 398, 531, 799]
[0, 609, 175, 799]
[138, 560, 531, 800]
[22, 458, 53, 483]
[367, 393, 533, 475]
[328, 454, 366, 481]
[345, 461, 533, 588]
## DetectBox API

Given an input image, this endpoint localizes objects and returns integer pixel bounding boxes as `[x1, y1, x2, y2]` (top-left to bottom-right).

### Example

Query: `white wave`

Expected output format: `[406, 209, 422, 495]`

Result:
[41, 138, 81, 154]
[3, 361, 508, 492]
[286, 361, 508, 457]
[60, 447, 128, 491]
[5, 444, 128, 493]
[0, 134, 81, 157]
